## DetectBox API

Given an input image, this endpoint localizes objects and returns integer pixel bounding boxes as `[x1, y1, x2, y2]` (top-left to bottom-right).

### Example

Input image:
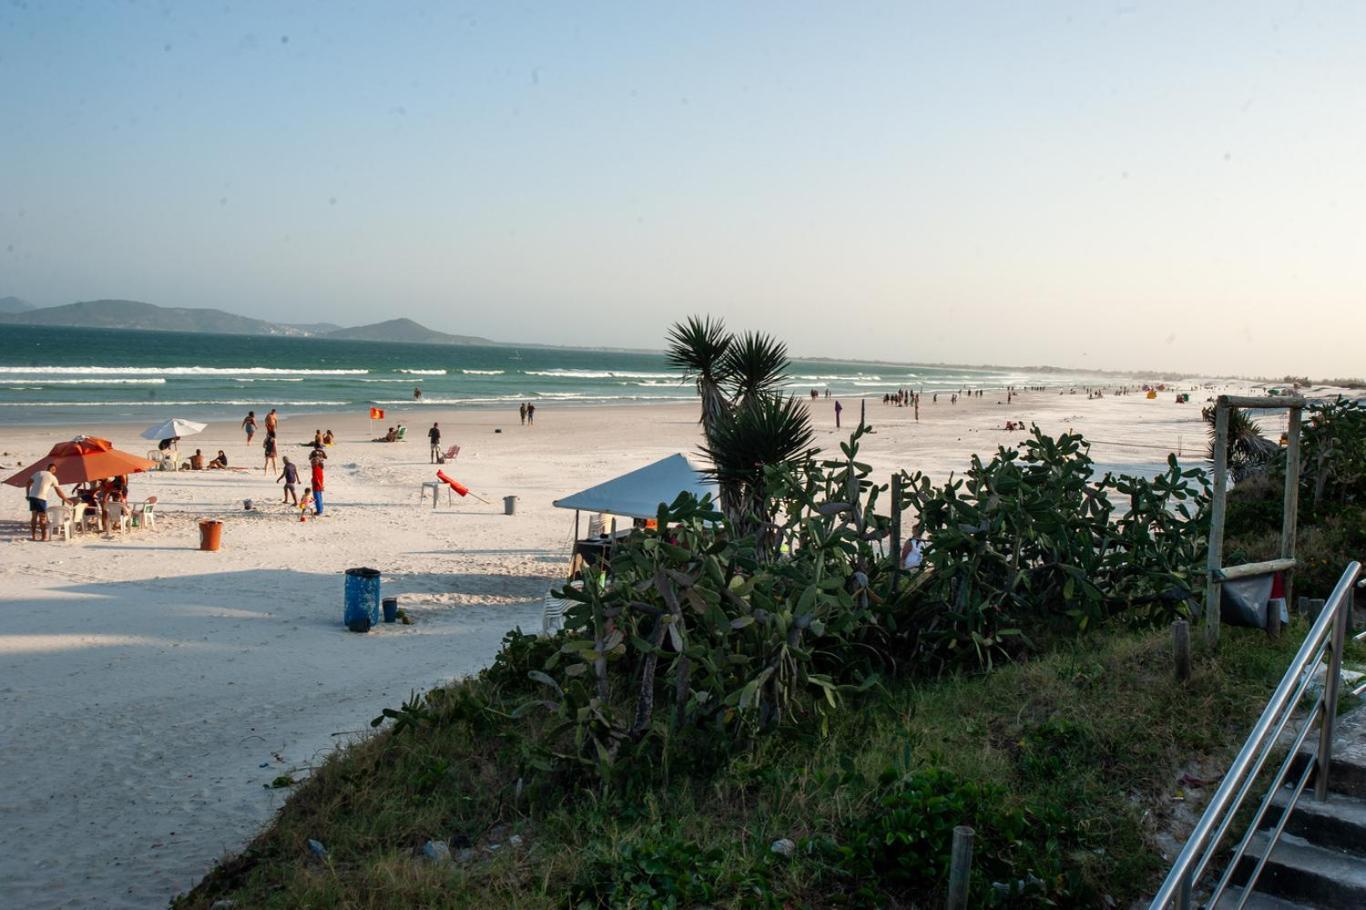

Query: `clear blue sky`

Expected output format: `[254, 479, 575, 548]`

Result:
[2, 1, 1364, 376]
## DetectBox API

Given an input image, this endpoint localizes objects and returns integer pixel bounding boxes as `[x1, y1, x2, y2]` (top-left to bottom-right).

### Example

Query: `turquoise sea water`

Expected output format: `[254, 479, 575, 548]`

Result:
[0, 324, 1100, 425]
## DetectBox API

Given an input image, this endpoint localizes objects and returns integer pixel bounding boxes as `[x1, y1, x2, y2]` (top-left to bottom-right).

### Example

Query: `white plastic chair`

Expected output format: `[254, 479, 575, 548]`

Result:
[105, 501, 131, 534]
[71, 502, 93, 534]
[135, 497, 157, 530]
[46, 505, 72, 541]
[419, 481, 451, 507]
[541, 581, 583, 637]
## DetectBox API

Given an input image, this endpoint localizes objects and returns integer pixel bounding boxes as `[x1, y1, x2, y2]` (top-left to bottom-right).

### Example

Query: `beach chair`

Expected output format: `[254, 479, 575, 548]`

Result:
[587, 514, 605, 539]
[105, 501, 132, 535]
[541, 581, 582, 637]
[395, 426, 407, 441]
[71, 502, 99, 535]
[437, 443, 460, 464]
[46, 505, 72, 541]
[133, 496, 158, 530]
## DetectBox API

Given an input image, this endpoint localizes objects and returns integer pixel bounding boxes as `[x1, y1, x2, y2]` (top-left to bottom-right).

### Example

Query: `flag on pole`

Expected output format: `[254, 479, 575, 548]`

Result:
[370, 407, 385, 420]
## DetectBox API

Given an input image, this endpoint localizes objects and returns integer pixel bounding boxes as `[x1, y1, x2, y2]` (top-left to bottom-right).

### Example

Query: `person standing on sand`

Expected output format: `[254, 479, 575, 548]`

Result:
[519, 402, 527, 425]
[263, 431, 279, 475]
[834, 399, 843, 428]
[527, 402, 536, 425]
[277, 456, 299, 505]
[264, 408, 278, 436]
[26, 462, 69, 541]
[310, 452, 325, 516]
[428, 422, 441, 463]
[242, 411, 257, 444]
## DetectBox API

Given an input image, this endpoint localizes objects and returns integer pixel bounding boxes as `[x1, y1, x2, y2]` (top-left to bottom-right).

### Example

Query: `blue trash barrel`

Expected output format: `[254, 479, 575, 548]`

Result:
[344, 567, 381, 632]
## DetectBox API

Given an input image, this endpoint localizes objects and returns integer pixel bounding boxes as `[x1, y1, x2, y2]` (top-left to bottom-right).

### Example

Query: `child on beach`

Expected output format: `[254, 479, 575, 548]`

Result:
[277, 456, 299, 505]
[299, 487, 313, 519]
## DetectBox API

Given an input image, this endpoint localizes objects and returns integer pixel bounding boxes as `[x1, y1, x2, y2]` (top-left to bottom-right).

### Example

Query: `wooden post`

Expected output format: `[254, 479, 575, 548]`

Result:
[1205, 401, 1231, 647]
[891, 473, 903, 588]
[947, 825, 974, 910]
[1280, 406, 1302, 621]
[1173, 619, 1191, 682]
[860, 397, 866, 427]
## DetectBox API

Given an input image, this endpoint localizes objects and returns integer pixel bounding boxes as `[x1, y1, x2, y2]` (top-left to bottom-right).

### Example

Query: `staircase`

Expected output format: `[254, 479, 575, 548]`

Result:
[1221, 706, 1366, 909]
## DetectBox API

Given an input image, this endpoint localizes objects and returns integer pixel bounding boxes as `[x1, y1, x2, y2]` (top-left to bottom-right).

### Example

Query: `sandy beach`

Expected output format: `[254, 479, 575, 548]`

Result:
[0, 387, 1236, 908]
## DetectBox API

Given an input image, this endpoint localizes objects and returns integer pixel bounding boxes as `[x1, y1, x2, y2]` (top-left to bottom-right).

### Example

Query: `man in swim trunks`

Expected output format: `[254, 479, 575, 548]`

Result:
[27, 462, 70, 541]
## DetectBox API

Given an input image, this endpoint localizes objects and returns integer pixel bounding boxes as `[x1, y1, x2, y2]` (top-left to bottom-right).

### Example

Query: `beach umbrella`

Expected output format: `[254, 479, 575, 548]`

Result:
[4, 436, 158, 487]
[140, 417, 207, 441]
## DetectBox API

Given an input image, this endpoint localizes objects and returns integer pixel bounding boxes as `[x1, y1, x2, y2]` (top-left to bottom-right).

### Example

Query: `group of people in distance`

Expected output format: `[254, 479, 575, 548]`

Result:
[25, 463, 135, 541]
[241, 408, 329, 517]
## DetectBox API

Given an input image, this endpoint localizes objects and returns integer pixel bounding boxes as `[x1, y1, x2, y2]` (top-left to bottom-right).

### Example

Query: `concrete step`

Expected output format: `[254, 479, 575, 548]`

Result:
[1235, 832, 1366, 909]
[1214, 886, 1316, 910]
[1266, 789, 1366, 858]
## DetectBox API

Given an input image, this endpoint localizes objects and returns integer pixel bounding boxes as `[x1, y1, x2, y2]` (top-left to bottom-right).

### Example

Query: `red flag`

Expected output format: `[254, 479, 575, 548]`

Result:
[370, 407, 385, 420]
[436, 469, 469, 497]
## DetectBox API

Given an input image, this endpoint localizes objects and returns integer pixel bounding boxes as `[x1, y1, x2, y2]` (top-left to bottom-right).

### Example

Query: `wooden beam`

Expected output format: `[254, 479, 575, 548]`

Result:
[1217, 394, 1306, 410]
[1212, 558, 1298, 582]
[1205, 404, 1230, 646]
[1281, 406, 1302, 622]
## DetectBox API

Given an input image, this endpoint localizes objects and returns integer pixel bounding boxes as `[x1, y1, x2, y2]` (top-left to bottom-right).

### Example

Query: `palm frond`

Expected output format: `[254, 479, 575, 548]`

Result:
[666, 316, 733, 382]
[702, 394, 815, 494]
[721, 331, 789, 404]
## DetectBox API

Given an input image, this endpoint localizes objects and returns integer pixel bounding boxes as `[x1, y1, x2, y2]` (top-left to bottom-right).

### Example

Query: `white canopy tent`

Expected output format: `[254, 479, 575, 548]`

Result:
[553, 453, 717, 521]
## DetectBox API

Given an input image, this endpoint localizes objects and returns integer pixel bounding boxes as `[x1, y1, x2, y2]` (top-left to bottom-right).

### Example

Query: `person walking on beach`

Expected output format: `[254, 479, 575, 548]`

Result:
[277, 456, 299, 505]
[310, 452, 325, 516]
[26, 462, 70, 541]
[264, 408, 278, 436]
[242, 411, 257, 444]
[428, 422, 441, 463]
[263, 432, 279, 475]
[519, 402, 527, 425]
[527, 402, 536, 425]
[834, 399, 843, 428]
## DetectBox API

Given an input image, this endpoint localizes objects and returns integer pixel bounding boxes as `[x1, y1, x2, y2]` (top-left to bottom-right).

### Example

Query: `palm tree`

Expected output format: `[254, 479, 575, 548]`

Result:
[1204, 405, 1280, 482]
[721, 331, 789, 408]
[702, 394, 815, 540]
[666, 316, 733, 446]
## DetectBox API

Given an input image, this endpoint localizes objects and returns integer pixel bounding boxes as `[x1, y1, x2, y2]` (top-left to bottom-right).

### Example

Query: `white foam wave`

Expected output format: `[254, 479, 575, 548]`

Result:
[19, 400, 350, 407]
[0, 366, 369, 376]
[524, 369, 677, 380]
[234, 378, 304, 383]
[397, 369, 447, 375]
[4, 378, 167, 385]
[461, 369, 505, 375]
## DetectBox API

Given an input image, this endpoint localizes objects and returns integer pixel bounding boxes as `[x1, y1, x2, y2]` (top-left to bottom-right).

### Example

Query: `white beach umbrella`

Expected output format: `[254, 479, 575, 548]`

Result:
[140, 416, 208, 441]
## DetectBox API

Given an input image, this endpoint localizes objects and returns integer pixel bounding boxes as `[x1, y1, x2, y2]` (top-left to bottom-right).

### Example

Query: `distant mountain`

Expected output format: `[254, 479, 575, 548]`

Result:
[324, 318, 494, 346]
[0, 299, 317, 336]
[282, 321, 344, 335]
[0, 298, 499, 346]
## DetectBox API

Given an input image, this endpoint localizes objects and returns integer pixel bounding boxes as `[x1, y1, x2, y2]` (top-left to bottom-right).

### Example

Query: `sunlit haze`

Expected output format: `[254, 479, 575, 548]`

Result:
[2, 2, 1363, 377]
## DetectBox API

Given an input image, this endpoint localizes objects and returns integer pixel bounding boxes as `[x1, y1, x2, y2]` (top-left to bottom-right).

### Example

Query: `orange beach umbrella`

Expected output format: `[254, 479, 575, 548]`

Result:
[4, 435, 158, 488]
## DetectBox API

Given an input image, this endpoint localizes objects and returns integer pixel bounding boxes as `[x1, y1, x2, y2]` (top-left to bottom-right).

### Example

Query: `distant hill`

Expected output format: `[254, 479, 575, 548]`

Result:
[0, 298, 498, 346]
[324, 318, 494, 346]
[282, 321, 344, 335]
[0, 299, 316, 336]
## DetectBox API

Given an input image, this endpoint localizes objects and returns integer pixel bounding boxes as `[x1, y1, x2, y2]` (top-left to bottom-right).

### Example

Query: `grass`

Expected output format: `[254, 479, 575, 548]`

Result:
[174, 617, 1366, 910]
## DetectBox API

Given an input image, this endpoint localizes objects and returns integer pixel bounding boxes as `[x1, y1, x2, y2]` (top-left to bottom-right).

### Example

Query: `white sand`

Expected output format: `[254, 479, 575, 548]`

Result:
[0, 387, 1238, 908]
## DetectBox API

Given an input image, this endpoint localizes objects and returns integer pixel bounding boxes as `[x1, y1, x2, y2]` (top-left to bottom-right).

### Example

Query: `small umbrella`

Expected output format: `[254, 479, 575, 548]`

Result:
[141, 417, 207, 441]
[4, 436, 158, 487]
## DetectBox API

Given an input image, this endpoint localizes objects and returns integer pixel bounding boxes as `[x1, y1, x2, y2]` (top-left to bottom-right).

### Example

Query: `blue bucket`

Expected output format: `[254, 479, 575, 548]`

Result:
[382, 597, 398, 623]
[344, 567, 381, 632]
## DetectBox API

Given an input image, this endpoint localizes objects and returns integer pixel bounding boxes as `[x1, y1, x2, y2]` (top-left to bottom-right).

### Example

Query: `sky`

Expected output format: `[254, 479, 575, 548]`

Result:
[1, 1, 1364, 377]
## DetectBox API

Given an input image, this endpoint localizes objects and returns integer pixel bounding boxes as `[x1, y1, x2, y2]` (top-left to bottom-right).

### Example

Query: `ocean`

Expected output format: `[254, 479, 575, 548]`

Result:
[0, 324, 1104, 425]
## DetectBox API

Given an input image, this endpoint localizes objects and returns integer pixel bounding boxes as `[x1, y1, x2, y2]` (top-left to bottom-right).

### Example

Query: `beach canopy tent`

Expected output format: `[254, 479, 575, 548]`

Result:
[553, 453, 718, 521]
[140, 417, 207, 441]
[4, 435, 158, 487]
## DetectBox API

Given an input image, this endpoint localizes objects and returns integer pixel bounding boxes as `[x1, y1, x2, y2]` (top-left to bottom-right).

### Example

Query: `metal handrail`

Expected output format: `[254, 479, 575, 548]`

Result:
[1149, 560, 1361, 909]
